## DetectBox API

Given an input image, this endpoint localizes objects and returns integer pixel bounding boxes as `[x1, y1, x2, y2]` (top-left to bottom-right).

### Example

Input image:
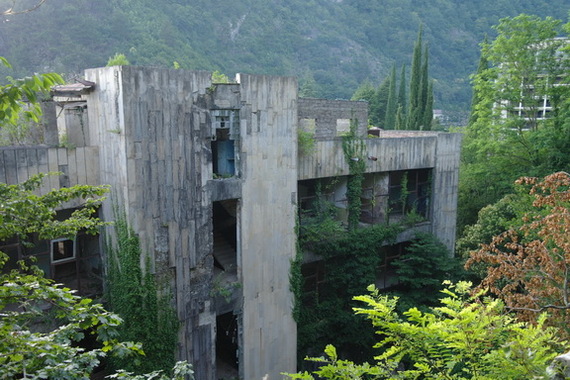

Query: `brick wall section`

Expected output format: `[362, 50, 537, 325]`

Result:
[298, 98, 368, 139]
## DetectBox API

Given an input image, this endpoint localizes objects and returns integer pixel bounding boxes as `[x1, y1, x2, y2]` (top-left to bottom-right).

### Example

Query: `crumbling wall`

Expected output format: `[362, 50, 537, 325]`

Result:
[298, 98, 368, 139]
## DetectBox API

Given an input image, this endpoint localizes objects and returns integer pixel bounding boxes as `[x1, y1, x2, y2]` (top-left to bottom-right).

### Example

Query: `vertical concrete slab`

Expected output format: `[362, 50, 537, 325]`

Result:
[238, 74, 298, 379]
[432, 133, 462, 252]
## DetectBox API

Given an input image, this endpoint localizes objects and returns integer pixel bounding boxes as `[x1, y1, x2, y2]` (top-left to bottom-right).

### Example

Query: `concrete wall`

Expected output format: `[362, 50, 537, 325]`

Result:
[85, 66, 218, 378]
[238, 73, 298, 379]
[297, 131, 462, 252]
[298, 98, 368, 139]
[432, 133, 462, 252]
[84, 67, 298, 379]
[0, 145, 99, 194]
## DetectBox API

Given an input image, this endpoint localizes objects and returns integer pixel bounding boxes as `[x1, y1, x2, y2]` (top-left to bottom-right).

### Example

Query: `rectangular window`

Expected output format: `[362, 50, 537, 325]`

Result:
[0, 211, 103, 296]
[212, 110, 239, 178]
[51, 238, 76, 263]
[388, 169, 431, 221]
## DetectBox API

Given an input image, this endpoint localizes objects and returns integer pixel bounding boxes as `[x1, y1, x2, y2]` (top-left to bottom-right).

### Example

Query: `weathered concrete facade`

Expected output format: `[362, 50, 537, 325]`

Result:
[0, 66, 462, 379]
[82, 67, 299, 379]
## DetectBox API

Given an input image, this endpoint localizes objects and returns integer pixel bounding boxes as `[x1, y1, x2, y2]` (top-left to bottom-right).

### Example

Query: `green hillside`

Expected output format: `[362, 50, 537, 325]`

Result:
[0, 0, 568, 121]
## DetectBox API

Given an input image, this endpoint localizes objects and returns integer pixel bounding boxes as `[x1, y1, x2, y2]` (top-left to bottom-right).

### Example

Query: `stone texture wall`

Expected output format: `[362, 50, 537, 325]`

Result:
[298, 98, 368, 139]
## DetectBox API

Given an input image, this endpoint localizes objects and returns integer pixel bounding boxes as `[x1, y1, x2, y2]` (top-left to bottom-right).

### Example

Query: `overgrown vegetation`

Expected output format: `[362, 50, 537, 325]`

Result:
[458, 14, 570, 232]
[341, 119, 366, 230]
[106, 209, 178, 375]
[297, 128, 316, 156]
[287, 281, 566, 379]
[0, 173, 193, 379]
[107, 53, 130, 66]
[466, 172, 570, 339]
[294, 174, 464, 366]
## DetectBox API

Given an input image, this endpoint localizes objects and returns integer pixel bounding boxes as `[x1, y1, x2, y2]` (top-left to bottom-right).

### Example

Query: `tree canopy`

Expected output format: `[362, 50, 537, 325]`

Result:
[287, 281, 566, 379]
[466, 172, 570, 338]
[458, 14, 570, 232]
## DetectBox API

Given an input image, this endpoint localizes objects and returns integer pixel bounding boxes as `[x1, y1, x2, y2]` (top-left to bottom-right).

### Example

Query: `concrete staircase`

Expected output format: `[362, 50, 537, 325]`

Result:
[213, 230, 236, 273]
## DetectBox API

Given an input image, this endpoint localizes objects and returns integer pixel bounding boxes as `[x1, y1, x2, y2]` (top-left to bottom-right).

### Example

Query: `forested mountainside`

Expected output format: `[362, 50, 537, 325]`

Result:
[0, 0, 568, 120]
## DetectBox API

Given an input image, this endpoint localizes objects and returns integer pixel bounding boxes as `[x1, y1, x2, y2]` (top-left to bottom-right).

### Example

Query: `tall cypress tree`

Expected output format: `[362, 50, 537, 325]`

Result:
[384, 65, 397, 130]
[468, 36, 489, 127]
[398, 64, 407, 128]
[395, 104, 405, 130]
[372, 76, 391, 127]
[407, 26, 423, 130]
[398, 64, 407, 111]
[423, 79, 434, 130]
[419, 45, 430, 129]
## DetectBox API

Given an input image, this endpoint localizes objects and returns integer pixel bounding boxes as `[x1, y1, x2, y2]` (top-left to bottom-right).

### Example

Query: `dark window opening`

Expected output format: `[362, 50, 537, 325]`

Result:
[0, 211, 103, 297]
[376, 243, 409, 290]
[301, 261, 326, 307]
[213, 200, 238, 277]
[212, 110, 239, 178]
[298, 177, 345, 224]
[388, 169, 431, 221]
[359, 173, 388, 225]
[216, 312, 239, 379]
[51, 238, 75, 263]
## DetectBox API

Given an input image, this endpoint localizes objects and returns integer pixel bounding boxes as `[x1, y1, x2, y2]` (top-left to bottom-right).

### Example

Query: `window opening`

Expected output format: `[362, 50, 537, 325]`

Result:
[388, 169, 431, 222]
[213, 200, 238, 279]
[212, 110, 239, 178]
[376, 243, 409, 289]
[51, 238, 76, 263]
[0, 210, 103, 296]
[216, 312, 239, 379]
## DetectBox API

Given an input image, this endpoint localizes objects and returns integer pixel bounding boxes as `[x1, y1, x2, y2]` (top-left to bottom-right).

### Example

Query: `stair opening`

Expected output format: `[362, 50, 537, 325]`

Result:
[212, 200, 238, 277]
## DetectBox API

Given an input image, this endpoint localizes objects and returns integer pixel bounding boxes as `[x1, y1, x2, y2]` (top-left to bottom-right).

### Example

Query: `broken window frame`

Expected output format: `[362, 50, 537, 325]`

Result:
[211, 109, 239, 178]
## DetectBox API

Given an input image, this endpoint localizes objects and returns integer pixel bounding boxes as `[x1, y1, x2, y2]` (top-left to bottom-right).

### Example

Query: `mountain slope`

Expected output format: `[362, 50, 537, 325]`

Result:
[0, 0, 568, 119]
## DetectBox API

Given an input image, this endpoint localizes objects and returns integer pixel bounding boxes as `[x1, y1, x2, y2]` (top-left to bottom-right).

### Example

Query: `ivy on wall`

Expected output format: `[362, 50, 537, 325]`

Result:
[341, 118, 366, 231]
[105, 208, 178, 375]
[293, 151, 464, 367]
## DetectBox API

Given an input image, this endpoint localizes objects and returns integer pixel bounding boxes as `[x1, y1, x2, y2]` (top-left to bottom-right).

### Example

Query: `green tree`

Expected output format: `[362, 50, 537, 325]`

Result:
[407, 26, 423, 130]
[406, 26, 434, 130]
[107, 53, 131, 66]
[299, 72, 319, 98]
[287, 282, 565, 379]
[371, 76, 391, 127]
[0, 175, 194, 380]
[458, 14, 570, 233]
[391, 233, 463, 311]
[384, 65, 397, 130]
[0, 57, 62, 129]
[467, 36, 489, 127]
[397, 64, 407, 118]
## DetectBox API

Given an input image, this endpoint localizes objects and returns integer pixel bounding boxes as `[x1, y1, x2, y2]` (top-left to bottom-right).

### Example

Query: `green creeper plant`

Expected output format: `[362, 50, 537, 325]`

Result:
[106, 208, 179, 375]
[342, 118, 366, 230]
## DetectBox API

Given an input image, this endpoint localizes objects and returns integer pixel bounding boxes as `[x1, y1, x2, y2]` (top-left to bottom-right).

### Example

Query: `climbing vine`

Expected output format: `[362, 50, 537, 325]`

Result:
[342, 118, 366, 230]
[106, 208, 178, 375]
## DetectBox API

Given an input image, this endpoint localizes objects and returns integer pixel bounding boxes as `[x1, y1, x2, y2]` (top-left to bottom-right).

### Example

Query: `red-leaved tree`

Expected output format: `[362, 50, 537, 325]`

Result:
[466, 172, 570, 335]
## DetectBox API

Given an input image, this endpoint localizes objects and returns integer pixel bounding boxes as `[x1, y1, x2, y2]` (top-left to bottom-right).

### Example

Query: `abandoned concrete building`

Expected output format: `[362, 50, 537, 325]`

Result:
[0, 66, 461, 379]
